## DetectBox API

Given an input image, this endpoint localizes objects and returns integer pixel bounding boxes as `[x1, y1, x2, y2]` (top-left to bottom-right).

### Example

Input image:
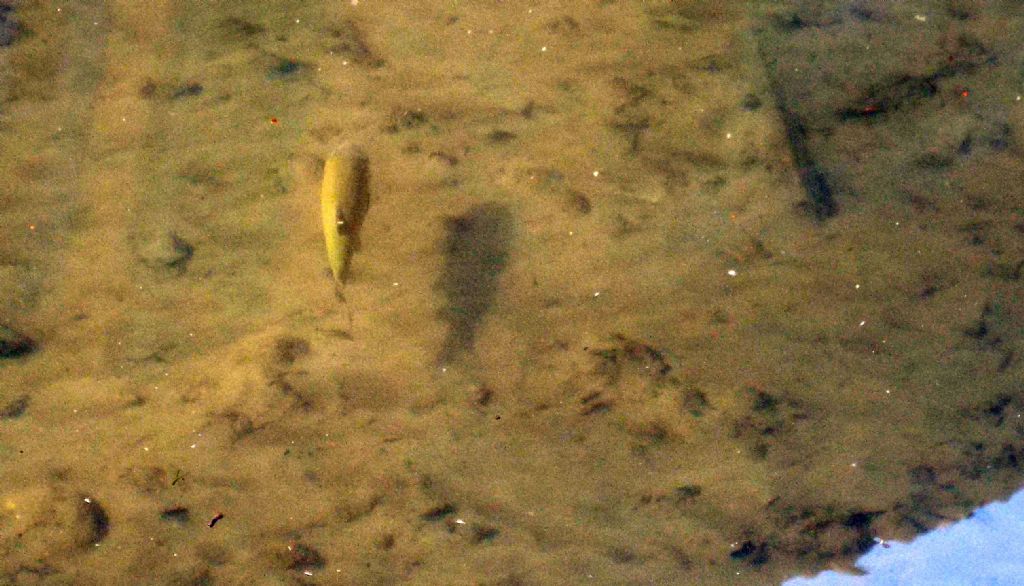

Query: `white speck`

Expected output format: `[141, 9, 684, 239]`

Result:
[143, 446, 149, 451]
[295, 19, 300, 24]
[303, 571, 314, 576]
[725, 132, 733, 139]
[392, 282, 399, 286]
[885, 389, 891, 394]
[859, 320, 866, 327]
[727, 269, 737, 277]
[568, 231, 574, 236]
[855, 284, 860, 289]
[914, 14, 927, 21]
[189, 443, 196, 449]
[593, 291, 601, 297]
[541, 46, 548, 52]
[592, 170, 600, 177]
[455, 518, 466, 525]
[851, 462, 858, 467]
[83, 497, 91, 503]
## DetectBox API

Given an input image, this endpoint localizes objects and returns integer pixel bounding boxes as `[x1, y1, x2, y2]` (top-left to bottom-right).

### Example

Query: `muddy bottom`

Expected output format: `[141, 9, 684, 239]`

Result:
[1, 1, 1023, 584]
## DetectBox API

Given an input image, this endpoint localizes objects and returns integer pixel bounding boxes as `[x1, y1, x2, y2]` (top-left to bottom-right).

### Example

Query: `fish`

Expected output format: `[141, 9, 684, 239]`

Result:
[320, 143, 371, 285]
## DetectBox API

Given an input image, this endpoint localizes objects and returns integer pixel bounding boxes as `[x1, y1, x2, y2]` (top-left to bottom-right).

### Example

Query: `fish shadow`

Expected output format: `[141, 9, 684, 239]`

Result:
[435, 203, 513, 366]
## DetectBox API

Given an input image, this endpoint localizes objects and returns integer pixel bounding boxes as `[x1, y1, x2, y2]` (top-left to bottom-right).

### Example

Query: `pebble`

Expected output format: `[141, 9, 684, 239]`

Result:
[136, 231, 194, 272]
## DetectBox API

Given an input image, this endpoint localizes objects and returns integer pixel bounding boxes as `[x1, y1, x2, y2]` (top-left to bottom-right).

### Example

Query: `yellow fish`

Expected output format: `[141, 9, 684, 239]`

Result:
[320, 144, 370, 285]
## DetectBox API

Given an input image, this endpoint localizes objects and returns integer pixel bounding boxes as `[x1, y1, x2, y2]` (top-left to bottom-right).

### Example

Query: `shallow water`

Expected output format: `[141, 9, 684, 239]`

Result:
[1, 1, 1023, 584]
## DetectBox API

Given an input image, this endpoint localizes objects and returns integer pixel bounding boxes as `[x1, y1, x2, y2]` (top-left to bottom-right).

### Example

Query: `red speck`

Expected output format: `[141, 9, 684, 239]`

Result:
[270, 117, 279, 125]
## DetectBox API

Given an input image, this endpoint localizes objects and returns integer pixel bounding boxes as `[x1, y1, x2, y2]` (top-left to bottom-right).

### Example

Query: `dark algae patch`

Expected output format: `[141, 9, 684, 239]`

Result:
[0, 324, 35, 358]
[0, 2, 20, 47]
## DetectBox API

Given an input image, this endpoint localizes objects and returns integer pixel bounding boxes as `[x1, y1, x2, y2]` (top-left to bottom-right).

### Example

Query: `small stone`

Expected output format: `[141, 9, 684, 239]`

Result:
[472, 385, 493, 407]
[674, 484, 702, 502]
[137, 231, 194, 273]
[377, 533, 395, 550]
[281, 541, 325, 572]
[225, 411, 255, 441]
[160, 506, 190, 523]
[273, 336, 310, 365]
[740, 93, 762, 111]
[172, 83, 204, 99]
[470, 524, 499, 543]
[75, 496, 110, 548]
[138, 79, 158, 98]
[486, 129, 517, 143]
[567, 190, 592, 215]
[268, 58, 302, 79]
[421, 503, 456, 521]
[729, 540, 769, 565]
